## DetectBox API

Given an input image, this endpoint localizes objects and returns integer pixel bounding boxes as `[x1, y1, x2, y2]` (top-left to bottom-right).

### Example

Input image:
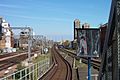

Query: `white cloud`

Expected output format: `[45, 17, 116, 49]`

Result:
[0, 4, 23, 9]
[1, 13, 70, 22]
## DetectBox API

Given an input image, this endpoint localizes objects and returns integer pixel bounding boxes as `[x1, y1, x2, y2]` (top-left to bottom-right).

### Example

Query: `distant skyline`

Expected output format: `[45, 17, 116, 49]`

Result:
[0, 0, 111, 41]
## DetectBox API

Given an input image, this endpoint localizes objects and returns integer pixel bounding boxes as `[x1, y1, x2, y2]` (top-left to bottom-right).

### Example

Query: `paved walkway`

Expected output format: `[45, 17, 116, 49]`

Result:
[77, 62, 99, 80]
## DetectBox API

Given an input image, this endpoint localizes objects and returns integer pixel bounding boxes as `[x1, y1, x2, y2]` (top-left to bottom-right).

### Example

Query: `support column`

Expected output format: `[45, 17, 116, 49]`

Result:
[88, 57, 91, 80]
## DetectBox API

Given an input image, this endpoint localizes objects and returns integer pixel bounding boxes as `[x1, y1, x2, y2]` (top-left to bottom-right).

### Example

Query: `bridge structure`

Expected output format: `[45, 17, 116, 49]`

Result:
[98, 0, 120, 80]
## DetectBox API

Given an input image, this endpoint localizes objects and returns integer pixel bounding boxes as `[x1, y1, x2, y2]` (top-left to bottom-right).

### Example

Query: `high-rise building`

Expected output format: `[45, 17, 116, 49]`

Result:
[99, 24, 107, 57]
[74, 19, 80, 39]
[0, 17, 2, 40]
[82, 23, 90, 28]
[0, 18, 14, 49]
[0, 17, 2, 23]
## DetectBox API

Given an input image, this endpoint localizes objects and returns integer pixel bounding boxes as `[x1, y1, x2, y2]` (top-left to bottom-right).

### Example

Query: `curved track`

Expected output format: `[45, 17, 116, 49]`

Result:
[40, 45, 72, 80]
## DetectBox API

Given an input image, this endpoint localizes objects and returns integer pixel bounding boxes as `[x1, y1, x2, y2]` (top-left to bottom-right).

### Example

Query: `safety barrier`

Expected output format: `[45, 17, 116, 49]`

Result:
[1, 58, 50, 80]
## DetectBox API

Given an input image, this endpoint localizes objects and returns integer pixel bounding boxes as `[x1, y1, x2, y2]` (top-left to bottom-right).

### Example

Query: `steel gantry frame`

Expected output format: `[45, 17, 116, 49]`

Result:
[11, 26, 33, 63]
[98, 0, 120, 80]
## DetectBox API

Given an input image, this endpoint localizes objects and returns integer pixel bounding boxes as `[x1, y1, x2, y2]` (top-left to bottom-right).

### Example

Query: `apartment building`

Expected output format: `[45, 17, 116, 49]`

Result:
[0, 18, 14, 50]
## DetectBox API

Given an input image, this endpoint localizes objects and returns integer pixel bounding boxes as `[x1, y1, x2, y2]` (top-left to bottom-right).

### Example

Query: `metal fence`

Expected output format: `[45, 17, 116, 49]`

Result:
[117, 28, 120, 79]
[1, 58, 50, 80]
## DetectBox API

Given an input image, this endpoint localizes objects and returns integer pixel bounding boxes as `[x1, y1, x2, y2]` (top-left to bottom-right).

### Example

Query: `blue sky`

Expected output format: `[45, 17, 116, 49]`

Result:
[0, 0, 111, 41]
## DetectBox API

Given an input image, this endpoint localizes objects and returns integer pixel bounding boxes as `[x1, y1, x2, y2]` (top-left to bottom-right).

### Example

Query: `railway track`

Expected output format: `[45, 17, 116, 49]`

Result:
[60, 49, 101, 70]
[39, 45, 72, 80]
[0, 53, 17, 58]
[0, 53, 33, 71]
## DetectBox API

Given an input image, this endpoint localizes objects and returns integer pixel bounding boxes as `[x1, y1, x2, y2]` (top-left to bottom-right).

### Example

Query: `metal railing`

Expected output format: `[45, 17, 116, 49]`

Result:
[1, 58, 50, 80]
